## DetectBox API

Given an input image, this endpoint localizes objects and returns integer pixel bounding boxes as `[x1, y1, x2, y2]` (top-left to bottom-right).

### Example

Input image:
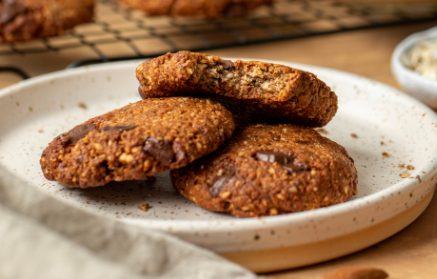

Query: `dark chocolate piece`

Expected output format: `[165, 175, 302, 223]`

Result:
[0, 0, 27, 24]
[220, 59, 235, 71]
[66, 124, 97, 144]
[101, 125, 137, 132]
[255, 150, 307, 173]
[138, 85, 148, 100]
[143, 138, 175, 166]
[210, 176, 232, 197]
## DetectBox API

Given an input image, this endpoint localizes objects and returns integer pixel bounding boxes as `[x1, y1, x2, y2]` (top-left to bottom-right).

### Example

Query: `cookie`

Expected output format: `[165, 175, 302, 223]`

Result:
[0, 0, 94, 43]
[118, 0, 273, 18]
[171, 124, 358, 218]
[40, 97, 235, 188]
[137, 51, 337, 127]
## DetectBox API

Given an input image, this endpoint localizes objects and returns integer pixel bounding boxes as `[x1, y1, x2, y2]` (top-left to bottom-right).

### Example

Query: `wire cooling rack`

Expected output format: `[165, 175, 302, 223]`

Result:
[1, 0, 437, 79]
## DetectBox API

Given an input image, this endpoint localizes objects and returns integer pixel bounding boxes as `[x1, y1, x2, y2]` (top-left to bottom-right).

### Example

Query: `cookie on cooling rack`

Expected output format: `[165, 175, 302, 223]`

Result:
[137, 51, 338, 127]
[40, 97, 235, 188]
[171, 124, 358, 218]
[0, 0, 94, 43]
[118, 0, 273, 18]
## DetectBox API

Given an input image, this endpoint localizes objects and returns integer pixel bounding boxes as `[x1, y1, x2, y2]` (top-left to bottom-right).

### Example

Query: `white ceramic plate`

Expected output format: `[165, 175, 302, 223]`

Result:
[1, 59, 437, 272]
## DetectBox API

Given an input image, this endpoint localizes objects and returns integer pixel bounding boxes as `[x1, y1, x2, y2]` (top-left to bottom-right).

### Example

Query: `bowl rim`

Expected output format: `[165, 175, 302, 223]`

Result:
[391, 25, 437, 87]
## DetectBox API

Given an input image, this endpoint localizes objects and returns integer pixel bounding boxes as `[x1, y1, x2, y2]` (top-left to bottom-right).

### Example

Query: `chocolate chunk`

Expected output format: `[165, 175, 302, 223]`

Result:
[255, 150, 307, 173]
[221, 59, 235, 71]
[0, 0, 27, 24]
[101, 125, 137, 132]
[66, 124, 97, 144]
[138, 85, 148, 100]
[143, 138, 175, 166]
[210, 176, 232, 197]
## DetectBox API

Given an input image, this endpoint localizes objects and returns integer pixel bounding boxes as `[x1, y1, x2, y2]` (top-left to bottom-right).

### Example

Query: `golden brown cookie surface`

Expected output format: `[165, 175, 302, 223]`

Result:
[118, 0, 273, 18]
[171, 124, 358, 218]
[137, 51, 338, 127]
[0, 0, 94, 43]
[40, 97, 235, 188]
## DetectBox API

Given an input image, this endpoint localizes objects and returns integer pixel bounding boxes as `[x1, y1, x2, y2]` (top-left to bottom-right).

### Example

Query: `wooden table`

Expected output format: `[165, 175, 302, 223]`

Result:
[1, 20, 436, 279]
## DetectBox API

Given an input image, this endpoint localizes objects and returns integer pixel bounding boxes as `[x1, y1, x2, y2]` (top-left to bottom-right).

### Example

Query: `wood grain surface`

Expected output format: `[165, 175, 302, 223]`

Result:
[1, 20, 437, 279]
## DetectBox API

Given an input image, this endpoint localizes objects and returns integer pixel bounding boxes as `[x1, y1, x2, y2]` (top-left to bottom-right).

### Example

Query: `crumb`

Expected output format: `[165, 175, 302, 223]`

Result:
[86, 201, 90, 204]
[120, 201, 126, 205]
[78, 102, 87, 109]
[138, 203, 150, 212]
[351, 133, 358, 138]
[315, 128, 328, 135]
[416, 175, 422, 183]
[382, 152, 390, 157]
[389, 140, 393, 143]
[28, 107, 33, 112]
[407, 165, 415, 170]
[400, 171, 411, 178]
[380, 141, 385, 145]
[398, 163, 405, 168]
[126, 212, 132, 215]
[38, 129, 44, 133]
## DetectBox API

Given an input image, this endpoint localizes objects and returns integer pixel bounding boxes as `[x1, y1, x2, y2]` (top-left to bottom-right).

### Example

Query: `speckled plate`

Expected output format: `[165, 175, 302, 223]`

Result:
[1, 59, 436, 273]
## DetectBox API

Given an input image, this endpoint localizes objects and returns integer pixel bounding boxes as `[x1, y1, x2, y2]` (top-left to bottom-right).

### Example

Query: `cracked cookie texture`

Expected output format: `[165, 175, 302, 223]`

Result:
[40, 97, 235, 188]
[171, 124, 358, 218]
[118, 0, 273, 18]
[0, 0, 94, 43]
[137, 51, 338, 127]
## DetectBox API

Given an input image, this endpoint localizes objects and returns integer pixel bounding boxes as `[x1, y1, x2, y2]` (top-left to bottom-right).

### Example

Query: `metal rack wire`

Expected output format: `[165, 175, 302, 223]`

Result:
[1, 0, 437, 79]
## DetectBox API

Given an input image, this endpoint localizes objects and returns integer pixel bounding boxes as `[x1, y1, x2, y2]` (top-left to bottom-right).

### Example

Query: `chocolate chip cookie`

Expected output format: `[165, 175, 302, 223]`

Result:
[171, 124, 358, 217]
[137, 51, 337, 127]
[40, 97, 235, 188]
[0, 0, 94, 43]
[118, 0, 273, 18]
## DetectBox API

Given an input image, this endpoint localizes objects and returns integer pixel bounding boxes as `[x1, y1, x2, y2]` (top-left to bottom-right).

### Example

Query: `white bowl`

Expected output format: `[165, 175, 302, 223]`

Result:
[391, 26, 437, 108]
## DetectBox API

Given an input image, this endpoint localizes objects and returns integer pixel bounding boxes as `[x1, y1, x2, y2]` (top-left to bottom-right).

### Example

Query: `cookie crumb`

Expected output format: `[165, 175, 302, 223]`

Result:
[380, 141, 385, 145]
[351, 133, 358, 138]
[38, 129, 44, 133]
[382, 152, 390, 157]
[322, 267, 388, 279]
[407, 165, 415, 170]
[398, 163, 405, 168]
[400, 171, 411, 178]
[78, 102, 87, 109]
[137, 203, 150, 211]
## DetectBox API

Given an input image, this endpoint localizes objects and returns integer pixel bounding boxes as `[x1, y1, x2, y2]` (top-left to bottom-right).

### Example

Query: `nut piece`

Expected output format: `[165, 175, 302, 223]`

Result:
[137, 203, 150, 212]
[322, 267, 389, 279]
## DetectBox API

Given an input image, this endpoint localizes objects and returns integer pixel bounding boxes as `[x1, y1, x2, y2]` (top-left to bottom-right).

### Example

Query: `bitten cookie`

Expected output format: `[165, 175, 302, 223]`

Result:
[0, 0, 94, 43]
[137, 51, 338, 127]
[171, 124, 358, 218]
[118, 0, 273, 18]
[40, 97, 235, 188]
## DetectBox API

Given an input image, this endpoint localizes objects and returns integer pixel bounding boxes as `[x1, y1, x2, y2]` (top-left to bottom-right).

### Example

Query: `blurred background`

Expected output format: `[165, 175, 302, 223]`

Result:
[1, 0, 437, 90]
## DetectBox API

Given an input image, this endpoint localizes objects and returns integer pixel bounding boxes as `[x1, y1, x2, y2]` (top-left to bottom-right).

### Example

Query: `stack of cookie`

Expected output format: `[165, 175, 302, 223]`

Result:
[40, 51, 358, 218]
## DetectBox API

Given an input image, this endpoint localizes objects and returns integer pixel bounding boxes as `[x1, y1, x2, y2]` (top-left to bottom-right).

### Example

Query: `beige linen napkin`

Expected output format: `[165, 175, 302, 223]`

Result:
[0, 167, 259, 279]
